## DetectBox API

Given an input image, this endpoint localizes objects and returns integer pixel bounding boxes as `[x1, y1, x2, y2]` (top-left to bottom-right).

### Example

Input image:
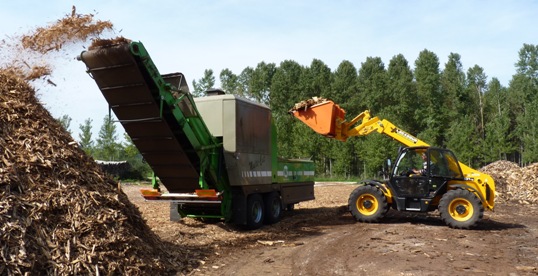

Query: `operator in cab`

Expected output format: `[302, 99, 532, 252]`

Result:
[412, 153, 428, 175]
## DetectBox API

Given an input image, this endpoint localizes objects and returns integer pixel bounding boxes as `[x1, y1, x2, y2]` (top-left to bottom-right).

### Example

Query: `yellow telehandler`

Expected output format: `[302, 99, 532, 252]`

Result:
[290, 98, 495, 229]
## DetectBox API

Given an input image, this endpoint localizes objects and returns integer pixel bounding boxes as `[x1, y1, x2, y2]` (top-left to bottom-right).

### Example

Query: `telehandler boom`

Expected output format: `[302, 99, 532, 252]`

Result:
[290, 98, 495, 229]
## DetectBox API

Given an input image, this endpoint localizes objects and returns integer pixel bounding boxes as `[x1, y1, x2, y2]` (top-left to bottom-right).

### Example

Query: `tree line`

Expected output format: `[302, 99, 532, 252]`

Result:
[58, 44, 538, 180]
[57, 114, 151, 180]
[191, 44, 538, 178]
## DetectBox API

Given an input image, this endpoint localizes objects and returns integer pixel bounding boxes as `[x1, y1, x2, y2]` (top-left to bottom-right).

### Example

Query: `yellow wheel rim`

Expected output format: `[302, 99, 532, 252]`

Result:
[448, 198, 474, 221]
[356, 194, 378, 216]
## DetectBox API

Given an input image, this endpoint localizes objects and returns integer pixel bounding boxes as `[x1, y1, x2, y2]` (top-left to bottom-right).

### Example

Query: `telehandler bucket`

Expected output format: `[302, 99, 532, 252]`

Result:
[290, 99, 346, 137]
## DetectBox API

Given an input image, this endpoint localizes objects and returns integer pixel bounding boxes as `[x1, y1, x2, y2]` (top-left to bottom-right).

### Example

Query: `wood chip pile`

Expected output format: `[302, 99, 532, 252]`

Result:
[481, 160, 538, 204]
[0, 6, 191, 275]
[0, 69, 185, 274]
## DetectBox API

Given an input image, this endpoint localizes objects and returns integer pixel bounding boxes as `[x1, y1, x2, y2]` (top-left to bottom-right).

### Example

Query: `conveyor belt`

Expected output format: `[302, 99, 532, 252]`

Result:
[79, 43, 203, 193]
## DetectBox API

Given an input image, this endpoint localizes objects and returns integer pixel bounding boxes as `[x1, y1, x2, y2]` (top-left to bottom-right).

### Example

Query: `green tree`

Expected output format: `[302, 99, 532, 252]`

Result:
[511, 44, 538, 164]
[220, 68, 239, 94]
[56, 114, 72, 134]
[466, 65, 488, 141]
[237, 66, 254, 98]
[445, 116, 479, 166]
[270, 60, 305, 156]
[250, 62, 277, 105]
[508, 44, 538, 164]
[386, 54, 417, 132]
[331, 60, 359, 113]
[354, 57, 391, 176]
[192, 69, 215, 96]
[414, 49, 442, 146]
[520, 102, 538, 163]
[304, 59, 332, 98]
[95, 115, 122, 161]
[78, 118, 94, 155]
[357, 57, 387, 114]
[270, 60, 305, 116]
[507, 74, 532, 164]
[289, 60, 334, 176]
[440, 53, 466, 126]
[120, 133, 152, 179]
[483, 78, 512, 162]
[515, 43, 538, 79]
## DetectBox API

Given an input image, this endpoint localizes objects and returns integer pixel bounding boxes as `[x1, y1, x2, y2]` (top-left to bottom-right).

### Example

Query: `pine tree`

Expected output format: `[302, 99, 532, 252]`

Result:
[78, 118, 94, 155]
[414, 49, 442, 146]
[95, 115, 122, 161]
[191, 69, 215, 96]
[56, 114, 72, 135]
[219, 68, 238, 94]
[386, 54, 417, 132]
[440, 53, 466, 128]
[251, 62, 276, 105]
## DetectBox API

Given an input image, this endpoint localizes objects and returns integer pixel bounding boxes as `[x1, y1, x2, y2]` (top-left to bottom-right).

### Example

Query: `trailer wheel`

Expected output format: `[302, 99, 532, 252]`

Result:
[286, 204, 295, 211]
[264, 192, 282, 224]
[245, 193, 264, 230]
[439, 189, 483, 229]
[348, 185, 388, 222]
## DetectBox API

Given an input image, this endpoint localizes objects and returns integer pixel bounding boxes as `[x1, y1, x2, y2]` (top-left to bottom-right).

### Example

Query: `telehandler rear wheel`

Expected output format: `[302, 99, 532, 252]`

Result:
[439, 189, 484, 229]
[348, 185, 388, 222]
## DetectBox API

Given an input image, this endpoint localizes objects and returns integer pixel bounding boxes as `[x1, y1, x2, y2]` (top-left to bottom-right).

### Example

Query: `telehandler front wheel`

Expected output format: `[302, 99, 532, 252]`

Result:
[439, 189, 484, 229]
[348, 185, 388, 223]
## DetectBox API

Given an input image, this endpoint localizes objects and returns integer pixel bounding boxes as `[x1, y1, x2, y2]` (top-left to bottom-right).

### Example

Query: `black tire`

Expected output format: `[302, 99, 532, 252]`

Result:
[439, 189, 484, 229]
[245, 193, 264, 230]
[264, 192, 282, 224]
[348, 185, 388, 222]
[285, 204, 295, 211]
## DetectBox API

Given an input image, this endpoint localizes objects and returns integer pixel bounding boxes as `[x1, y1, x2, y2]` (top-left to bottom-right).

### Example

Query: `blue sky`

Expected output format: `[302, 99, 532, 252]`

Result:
[1, 0, 536, 140]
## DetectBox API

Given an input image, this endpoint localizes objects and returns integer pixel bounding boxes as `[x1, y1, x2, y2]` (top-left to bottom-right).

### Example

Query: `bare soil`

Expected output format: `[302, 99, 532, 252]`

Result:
[123, 183, 538, 276]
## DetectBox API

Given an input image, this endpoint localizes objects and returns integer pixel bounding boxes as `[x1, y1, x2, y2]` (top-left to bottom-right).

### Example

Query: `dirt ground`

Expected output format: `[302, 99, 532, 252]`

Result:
[122, 183, 538, 276]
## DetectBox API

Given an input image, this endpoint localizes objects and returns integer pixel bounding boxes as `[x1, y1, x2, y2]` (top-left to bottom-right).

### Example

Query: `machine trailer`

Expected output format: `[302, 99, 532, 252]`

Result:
[78, 40, 314, 229]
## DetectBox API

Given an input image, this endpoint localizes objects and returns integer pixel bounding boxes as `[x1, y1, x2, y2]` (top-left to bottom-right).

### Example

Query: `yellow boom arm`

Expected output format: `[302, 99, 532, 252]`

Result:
[289, 99, 428, 146]
[337, 110, 429, 147]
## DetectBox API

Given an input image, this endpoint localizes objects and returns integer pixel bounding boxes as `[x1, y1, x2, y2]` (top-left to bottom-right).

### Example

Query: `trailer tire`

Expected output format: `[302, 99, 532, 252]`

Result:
[286, 204, 295, 211]
[439, 189, 483, 229]
[245, 193, 264, 230]
[264, 192, 282, 224]
[348, 185, 388, 223]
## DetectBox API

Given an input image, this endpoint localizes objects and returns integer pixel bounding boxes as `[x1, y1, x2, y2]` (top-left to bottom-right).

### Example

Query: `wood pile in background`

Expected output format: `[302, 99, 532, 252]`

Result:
[481, 160, 538, 204]
[95, 160, 131, 179]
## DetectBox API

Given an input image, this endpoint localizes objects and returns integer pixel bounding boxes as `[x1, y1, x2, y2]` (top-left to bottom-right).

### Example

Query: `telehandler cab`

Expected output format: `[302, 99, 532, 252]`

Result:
[290, 98, 495, 229]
